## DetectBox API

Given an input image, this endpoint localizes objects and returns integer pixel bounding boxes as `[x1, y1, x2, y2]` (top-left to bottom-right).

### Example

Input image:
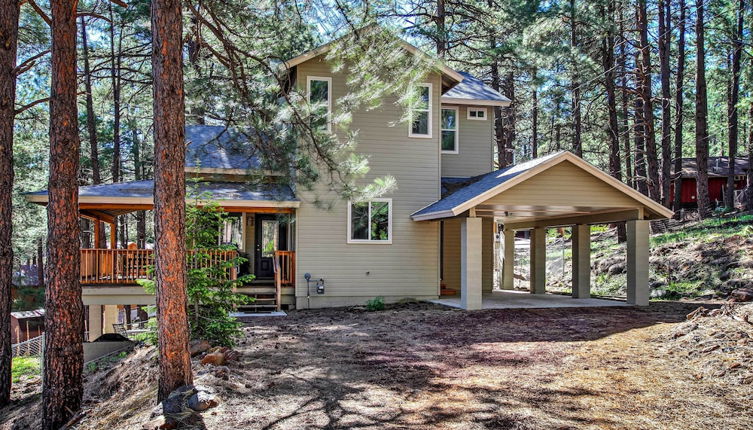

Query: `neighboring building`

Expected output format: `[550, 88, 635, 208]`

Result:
[11, 309, 44, 344]
[672, 156, 750, 208]
[26, 30, 671, 328]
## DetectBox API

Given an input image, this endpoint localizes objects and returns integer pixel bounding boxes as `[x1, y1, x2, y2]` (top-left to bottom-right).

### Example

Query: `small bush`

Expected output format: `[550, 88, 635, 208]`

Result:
[366, 297, 385, 311]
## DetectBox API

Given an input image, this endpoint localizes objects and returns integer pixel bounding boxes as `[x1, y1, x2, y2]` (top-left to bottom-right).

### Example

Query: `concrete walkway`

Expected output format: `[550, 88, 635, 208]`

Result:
[431, 290, 630, 310]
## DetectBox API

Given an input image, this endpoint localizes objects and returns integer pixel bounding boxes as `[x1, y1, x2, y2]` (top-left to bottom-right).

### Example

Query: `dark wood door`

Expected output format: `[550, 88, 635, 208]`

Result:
[254, 215, 286, 279]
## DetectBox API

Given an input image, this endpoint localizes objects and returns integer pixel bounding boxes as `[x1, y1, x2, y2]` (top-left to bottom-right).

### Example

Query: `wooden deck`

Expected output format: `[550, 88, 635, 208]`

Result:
[80, 248, 296, 311]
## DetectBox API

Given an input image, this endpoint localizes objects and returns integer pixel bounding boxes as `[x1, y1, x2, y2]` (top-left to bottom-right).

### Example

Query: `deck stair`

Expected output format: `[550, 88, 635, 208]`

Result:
[238, 283, 280, 313]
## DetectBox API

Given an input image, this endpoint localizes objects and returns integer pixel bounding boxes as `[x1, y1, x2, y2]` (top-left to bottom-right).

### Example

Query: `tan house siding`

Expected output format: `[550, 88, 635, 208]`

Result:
[440, 104, 494, 178]
[441, 217, 494, 293]
[481, 160, 645, 210]
[294, 56, 442, 308]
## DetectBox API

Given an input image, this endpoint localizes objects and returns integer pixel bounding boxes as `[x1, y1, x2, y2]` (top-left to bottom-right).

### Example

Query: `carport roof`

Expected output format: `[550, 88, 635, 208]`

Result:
[411, 151, 674, 222]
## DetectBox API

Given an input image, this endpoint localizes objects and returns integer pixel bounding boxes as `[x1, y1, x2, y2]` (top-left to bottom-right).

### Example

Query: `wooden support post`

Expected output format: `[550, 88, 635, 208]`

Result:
[93, 220, 101, 249]
[502, 227, 515, 290]
[529, 227, 546, 294]
[109, 222, 116, 249]
[572, 224, 591, 298]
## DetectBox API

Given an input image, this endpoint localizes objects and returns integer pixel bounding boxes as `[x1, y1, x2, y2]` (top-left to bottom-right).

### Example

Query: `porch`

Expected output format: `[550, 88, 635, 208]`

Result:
[26, 179, 299, 313]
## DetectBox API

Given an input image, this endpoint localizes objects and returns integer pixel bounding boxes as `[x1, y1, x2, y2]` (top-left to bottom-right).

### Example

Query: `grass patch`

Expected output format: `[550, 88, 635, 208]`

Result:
[11, 357, 40, 383]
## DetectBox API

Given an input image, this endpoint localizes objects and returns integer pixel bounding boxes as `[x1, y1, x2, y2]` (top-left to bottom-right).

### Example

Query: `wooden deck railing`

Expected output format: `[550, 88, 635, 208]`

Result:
[273, 250, 296, 312]
[80, 248, 238, 285]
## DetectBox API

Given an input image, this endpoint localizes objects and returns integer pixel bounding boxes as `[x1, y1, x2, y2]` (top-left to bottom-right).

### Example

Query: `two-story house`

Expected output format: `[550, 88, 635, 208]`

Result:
[26, 32, 671, 338]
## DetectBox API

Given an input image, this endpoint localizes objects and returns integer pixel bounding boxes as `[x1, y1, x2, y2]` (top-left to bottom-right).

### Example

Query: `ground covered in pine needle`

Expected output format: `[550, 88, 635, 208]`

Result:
[2, 301, 752, 429]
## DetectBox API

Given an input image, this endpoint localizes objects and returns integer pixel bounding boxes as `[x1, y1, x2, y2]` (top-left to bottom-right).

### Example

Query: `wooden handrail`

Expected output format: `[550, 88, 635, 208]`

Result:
[273, 251, 295, 312]
[80, 248, 238, 285]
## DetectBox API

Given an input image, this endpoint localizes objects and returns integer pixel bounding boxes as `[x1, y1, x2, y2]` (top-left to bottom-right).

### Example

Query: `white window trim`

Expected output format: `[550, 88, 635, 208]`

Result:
[467, 107, 487, 121]
[441, 106, 459, 154]
[346, 198, 393, 244]
[307, 76, 332, 132]
[408, 83, 433, 138]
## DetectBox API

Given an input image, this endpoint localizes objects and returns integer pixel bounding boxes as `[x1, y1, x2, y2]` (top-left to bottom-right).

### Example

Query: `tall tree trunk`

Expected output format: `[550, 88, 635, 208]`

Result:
[435, 0, 446, 58]
[531, 68, 538, 158]
[637, 0, 661, 201]
[152, 0, 192, 401]
[502, 71, 516, 166]
[133, 129, 147, 248]
[80, 15, 105, 248]
[0, 0, 19, 407]
[725, 0, 744, 209]
[569, 0, 582, 157]
[44, 0, 84, 427]
[109, 3, 122, 247]
[695, 0, 711, 218]
[37, 237, 44, 288]
[658, 0, 672, 206]
[80, 16, 99, 186]
[673, 0, 687, 215]
[603, 0, 626, 242]
[747, 102, 753, 210]
[619, 3, 633, 188]
[489, 37, 505, 168]
[634, 50, 648, 196]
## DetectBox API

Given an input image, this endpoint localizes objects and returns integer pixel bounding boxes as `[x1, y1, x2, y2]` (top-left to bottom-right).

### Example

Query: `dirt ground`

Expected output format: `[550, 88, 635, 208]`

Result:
[3, 301, 752, 429]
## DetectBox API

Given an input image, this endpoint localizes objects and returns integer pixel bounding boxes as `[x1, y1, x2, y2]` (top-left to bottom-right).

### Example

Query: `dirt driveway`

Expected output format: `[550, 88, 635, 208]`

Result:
[5, 301, 751, 430]
[195, 301, 751, 430]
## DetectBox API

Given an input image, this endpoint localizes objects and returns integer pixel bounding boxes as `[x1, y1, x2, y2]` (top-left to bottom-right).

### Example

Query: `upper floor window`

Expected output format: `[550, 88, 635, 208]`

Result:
[409, 83, 432, 138]
[441, 107, 459, 154]
[307, 76, 332, 131]
[348, 199, 392, 244]
[468, 107, 487, 120]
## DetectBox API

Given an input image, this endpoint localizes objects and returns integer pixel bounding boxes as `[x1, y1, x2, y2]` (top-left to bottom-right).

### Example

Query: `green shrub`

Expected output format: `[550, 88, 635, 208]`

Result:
[366, 297, 385, 311]
[139, 197, 253, 347]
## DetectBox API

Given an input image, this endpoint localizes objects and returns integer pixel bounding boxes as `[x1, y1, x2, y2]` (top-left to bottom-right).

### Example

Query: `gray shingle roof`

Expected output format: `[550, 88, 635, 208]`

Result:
[27, 179, 296, 202]
[412, 152, 564, 219]
[441, 72, 511, 105]
[676, 156, 750, 178]
[185, 125, 261, 170]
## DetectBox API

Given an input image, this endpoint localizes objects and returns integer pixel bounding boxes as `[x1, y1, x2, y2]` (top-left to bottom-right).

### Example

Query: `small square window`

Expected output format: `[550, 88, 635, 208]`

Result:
[348, 199, 392, 243]
[467, 108, 487, 120]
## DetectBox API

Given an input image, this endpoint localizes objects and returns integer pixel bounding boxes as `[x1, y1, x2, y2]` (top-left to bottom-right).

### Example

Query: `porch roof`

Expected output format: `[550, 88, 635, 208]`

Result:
[412, 151, 673, 225]
[25, 180, 298, 220]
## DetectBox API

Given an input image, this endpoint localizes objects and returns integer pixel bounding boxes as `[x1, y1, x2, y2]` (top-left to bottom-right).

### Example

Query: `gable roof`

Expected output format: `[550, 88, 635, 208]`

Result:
[441, 72, 510, 107]
[185, 125, 261, 172]
[282, 26, 465, 84]
[411, 151, 674, 221]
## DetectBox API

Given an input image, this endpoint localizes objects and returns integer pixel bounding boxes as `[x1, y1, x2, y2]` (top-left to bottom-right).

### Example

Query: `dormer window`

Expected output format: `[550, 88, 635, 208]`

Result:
[409, 83, 432, 138]
[468, 107, 487, 120]
[307, 76, 332, 131]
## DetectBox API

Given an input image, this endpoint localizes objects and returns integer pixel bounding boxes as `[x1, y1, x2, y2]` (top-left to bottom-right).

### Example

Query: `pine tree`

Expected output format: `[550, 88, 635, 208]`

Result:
[152, 0, 193, 401]
[43, 0, 85, 427]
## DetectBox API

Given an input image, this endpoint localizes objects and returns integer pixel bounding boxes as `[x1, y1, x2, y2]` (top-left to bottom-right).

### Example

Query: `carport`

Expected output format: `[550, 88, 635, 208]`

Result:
[412, 151, 674, 310]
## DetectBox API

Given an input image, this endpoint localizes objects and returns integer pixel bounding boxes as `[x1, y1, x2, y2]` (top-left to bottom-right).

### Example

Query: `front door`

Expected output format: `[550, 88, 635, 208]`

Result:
[255, 215, 281, 279]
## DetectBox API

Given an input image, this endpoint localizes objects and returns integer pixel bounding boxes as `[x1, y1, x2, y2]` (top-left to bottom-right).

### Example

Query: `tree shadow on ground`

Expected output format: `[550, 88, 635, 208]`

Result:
[220, 301, 713, 429]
